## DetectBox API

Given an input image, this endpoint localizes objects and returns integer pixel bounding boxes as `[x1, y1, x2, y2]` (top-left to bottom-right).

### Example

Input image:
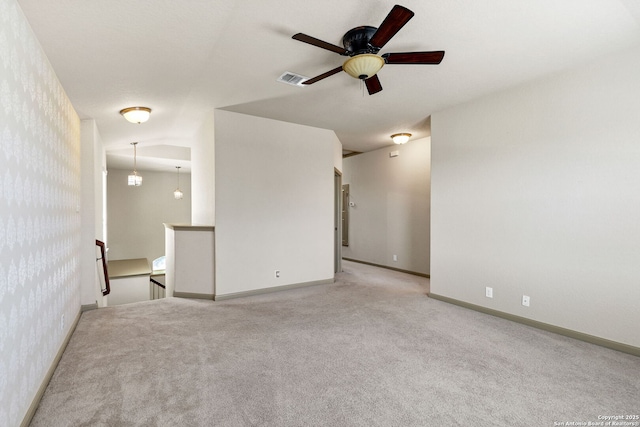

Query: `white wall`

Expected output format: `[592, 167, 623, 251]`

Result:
[0, 0, 82, 424]
[431, 45, 640, 348]
[333, 137, 343, 173]
[214, 110, 339, 296]
[342, 138, 431, 275]
[80, 120, 106, 306]
[165, 226, 215, 297]
[107, 169, 191, 263]
[191, 113, 215, 225]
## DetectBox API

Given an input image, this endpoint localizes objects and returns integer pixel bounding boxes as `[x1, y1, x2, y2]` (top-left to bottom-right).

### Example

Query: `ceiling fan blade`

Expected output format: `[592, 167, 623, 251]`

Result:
[369, 5, 415, 50]
[292, 33, 349, 55]
[302, 66, 344, 85]
[365, 75, 383, 95]
[382, 51, 445, 64]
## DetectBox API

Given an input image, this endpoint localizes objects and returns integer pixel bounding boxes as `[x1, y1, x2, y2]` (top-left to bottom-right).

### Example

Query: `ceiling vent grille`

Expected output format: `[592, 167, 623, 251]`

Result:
[277, 71, 308, 87]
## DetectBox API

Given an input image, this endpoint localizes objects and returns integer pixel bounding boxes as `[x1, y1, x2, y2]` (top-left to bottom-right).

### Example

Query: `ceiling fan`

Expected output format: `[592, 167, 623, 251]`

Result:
[292, 4, 445, 95]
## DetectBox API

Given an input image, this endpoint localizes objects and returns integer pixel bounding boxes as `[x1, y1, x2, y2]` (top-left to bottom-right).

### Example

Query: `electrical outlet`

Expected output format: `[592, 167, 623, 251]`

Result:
[393, 254, 398, 262]
[485, 287, 493, 298]
[60, 314, 65, 331]
[522, 295, 530, 307]
[275, 270, 280, 278]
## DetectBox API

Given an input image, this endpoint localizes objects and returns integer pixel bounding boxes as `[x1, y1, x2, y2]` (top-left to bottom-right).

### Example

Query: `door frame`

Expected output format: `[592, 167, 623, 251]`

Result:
[334, 168, 342, 274]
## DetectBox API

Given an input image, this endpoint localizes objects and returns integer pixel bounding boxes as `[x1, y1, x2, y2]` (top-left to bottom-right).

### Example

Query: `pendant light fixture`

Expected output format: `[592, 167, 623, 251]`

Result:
[128, 142, 142, 186]
[120, 106, 152, 124]
[173, 166, 183, 199]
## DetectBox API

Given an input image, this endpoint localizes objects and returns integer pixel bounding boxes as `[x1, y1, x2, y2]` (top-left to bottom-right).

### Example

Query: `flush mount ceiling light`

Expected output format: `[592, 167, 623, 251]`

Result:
[173, 166, 183, 200]
[391, 133, 411, 144]
[119, 106, 152, 124]
[127, 142, 142, 186]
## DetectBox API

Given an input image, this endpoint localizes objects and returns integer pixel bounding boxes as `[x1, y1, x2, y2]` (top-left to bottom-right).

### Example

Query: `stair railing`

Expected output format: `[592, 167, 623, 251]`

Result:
[95, 240, 110, 296]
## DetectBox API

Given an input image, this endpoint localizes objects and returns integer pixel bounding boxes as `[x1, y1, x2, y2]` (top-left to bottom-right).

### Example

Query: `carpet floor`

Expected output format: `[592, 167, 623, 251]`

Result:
[31, 261, 639, 426]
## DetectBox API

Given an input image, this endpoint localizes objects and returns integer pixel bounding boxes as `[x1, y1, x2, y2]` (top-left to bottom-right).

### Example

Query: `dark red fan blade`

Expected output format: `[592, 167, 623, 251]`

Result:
[369, 5, 414, 49]
[302, 66, 344, 85]
[292, 33, 349, 55]
[365, 75, 383, 95]
[383, 51, 445, 64]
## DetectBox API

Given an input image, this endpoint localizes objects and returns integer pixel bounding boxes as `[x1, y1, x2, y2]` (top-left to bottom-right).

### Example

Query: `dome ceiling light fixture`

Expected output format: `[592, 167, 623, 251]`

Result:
[391, 133, 411, 144]
[120, 106, 152, 124]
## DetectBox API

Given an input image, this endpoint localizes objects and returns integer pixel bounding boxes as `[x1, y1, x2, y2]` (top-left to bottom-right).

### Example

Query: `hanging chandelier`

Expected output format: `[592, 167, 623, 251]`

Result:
[173, 166, 183, 199]
[128, 142, 142, 186]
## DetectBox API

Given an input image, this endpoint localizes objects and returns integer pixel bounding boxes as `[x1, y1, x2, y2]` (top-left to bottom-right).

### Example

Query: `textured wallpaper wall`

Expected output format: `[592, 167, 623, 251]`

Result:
[0, 0, 82, 425]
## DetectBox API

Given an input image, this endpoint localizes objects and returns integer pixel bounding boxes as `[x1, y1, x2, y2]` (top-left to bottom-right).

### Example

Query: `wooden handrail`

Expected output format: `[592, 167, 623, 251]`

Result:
[95, 240, 110, 296]
[150, 277, 165, 289]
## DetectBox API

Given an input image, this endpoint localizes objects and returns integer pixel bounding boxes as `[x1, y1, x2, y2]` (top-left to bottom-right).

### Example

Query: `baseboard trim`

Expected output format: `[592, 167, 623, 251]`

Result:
[20, 309, 82, 427]
[428, 293, 640, 358]
[214, 278, 334, 301]
[342, 258, 430, 278]
[81, 303, 98, 312]
[173, 292, 214, 300]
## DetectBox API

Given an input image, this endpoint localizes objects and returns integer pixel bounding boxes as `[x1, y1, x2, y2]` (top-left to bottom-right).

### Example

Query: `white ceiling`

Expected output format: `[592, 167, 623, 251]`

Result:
[17, 0, 640, 171]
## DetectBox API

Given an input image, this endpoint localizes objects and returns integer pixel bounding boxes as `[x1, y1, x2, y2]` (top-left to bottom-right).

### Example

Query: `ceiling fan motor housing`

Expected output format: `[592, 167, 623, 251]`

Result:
[342, 26, 380, 55]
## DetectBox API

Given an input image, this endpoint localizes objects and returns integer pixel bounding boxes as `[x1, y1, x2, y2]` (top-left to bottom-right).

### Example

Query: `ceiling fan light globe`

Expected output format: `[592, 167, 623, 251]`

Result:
[343, 54, 384, 80]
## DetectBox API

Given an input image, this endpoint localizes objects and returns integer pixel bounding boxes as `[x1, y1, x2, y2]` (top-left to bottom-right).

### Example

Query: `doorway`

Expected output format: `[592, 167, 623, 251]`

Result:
[334, 169, 342, 274]
[342, 184, 349, 247]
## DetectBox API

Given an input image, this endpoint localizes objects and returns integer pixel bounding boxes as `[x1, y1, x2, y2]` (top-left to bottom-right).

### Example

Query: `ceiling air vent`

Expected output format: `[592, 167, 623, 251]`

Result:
[277, 71, 309, 87]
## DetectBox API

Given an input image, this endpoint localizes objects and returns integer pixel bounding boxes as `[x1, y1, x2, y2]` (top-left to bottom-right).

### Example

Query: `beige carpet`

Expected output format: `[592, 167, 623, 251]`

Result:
[31, 261, 639, 426]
